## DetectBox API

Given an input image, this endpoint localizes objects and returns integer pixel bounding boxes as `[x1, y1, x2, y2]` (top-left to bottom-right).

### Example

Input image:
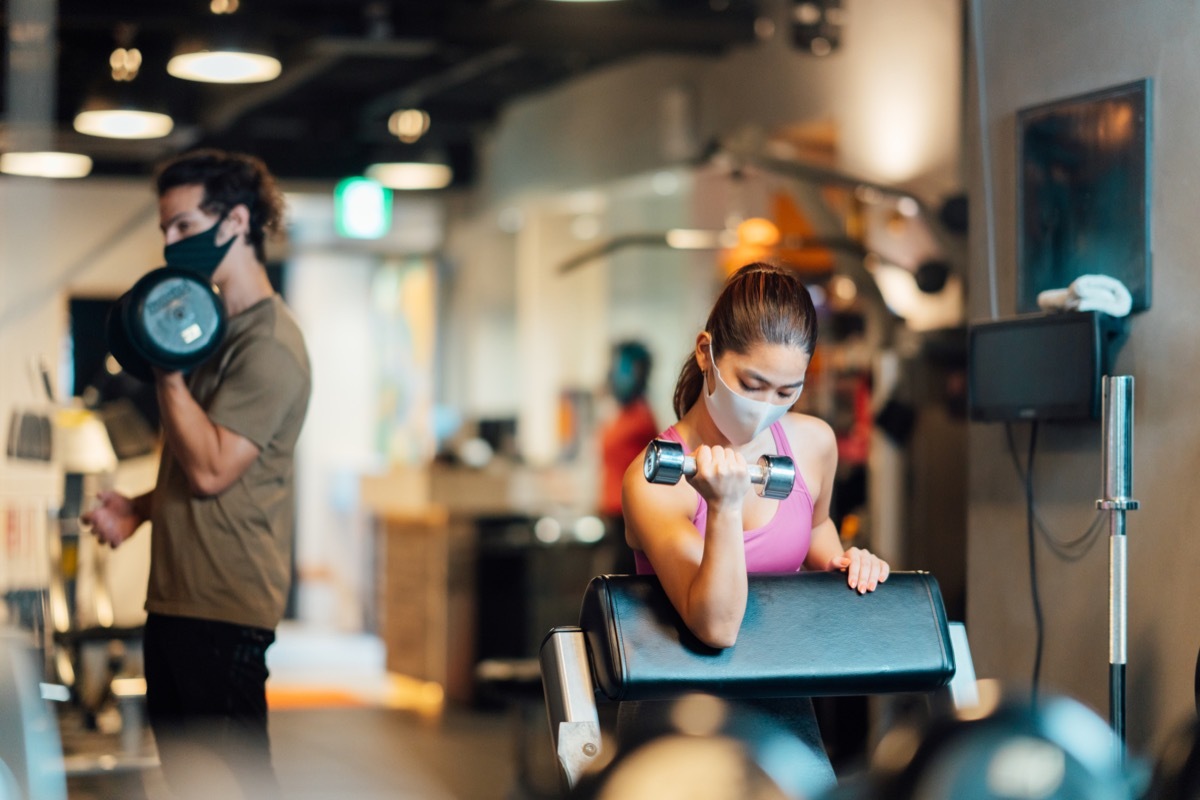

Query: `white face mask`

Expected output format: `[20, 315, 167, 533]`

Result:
[702, 341, 799, 445]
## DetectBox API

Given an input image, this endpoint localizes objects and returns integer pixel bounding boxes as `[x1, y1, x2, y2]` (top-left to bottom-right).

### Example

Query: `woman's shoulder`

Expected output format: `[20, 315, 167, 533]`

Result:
[779, 412, 837, 456]
[621, 436, 699, 544]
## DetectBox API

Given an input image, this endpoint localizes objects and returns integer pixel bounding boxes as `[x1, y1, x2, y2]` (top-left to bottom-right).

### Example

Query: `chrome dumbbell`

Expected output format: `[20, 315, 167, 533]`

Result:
[642, 439, 795, 500]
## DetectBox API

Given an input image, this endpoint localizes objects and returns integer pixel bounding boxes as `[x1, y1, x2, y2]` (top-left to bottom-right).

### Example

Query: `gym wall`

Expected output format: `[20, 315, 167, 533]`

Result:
[967, 0, 1200, 757]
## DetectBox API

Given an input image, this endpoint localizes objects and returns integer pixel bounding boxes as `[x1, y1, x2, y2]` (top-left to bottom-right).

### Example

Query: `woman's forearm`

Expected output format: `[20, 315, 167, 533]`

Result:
[684, 504, 749, 647]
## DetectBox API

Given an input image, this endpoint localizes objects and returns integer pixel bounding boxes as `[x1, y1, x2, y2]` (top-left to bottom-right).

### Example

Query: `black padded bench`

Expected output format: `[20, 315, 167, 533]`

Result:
[539, 570, 976, 789]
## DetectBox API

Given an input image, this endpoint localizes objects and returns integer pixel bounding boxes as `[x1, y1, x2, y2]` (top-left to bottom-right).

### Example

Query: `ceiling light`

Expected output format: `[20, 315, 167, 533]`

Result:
[735, 217, 780, 248]
[168, 39, 281, 83]
[77, 33, 175, 139]
[666, 229, 721, 250]
[110, 47, 142, 81]
[366, 161, 453, 191]
[388, 109, 431, 144]
[74, 107, 174, 139]
[168, 50, 281, 83]
[0, 152, 93, 179]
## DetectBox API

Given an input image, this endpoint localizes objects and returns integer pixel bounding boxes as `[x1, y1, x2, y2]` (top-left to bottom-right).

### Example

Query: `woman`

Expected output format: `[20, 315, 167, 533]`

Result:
[620, 262, 890, 787]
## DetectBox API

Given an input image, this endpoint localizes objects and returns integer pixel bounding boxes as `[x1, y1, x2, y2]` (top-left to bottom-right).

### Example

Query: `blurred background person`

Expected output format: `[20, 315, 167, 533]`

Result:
[597, 340, 658, 574]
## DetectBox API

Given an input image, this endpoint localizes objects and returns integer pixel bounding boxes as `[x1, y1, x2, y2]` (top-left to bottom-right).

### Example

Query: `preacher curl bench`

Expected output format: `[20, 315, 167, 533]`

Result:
[539, 570, 977, 791]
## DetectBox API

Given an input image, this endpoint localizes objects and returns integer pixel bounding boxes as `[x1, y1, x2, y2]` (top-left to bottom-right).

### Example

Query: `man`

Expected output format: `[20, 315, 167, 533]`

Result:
[597, 340, 658, 574]
[84, 149, 311, 797]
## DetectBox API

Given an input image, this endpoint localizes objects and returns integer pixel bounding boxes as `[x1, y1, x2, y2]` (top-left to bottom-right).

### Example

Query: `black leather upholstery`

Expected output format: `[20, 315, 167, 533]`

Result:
[578, 571, 955, 702]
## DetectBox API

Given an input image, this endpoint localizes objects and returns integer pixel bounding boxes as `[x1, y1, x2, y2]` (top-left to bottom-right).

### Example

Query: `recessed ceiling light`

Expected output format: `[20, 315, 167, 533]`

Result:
[0, 151, 94, 179]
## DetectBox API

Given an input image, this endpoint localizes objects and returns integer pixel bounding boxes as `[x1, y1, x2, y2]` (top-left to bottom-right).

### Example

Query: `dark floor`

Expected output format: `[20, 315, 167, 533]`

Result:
[65, 703, 557, 800]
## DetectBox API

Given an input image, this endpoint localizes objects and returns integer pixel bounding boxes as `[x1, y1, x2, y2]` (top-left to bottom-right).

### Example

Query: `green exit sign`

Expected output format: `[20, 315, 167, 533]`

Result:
[334, 177, 392, 239]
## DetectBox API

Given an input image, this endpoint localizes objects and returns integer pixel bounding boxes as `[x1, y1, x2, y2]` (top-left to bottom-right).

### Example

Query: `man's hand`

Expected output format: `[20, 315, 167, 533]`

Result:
[826, 547, 890, 594]
[81, 491, 145, 549]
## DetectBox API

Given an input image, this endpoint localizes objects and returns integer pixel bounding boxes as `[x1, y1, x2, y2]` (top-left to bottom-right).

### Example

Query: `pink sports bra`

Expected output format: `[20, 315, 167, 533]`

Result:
[632, 421, 815, 574]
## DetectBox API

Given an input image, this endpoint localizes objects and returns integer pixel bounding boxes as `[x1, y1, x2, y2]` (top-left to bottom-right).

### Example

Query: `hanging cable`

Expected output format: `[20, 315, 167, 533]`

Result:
[1004, 425, 1107, 562]
[1004, 421, 1043, 705]
[1025, 422, 1043, 705]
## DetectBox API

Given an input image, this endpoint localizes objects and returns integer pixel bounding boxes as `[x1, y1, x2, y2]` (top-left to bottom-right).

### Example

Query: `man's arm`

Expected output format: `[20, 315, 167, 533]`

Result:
[130, 490, 154, 522]
[83, 489, 155, 548]
[156, 371, 261, 496]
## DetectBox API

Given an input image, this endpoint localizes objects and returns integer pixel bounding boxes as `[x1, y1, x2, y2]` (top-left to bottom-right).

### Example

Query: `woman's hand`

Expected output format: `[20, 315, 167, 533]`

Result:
[686, 445, 751, 512]
[826, 547, 890, 594]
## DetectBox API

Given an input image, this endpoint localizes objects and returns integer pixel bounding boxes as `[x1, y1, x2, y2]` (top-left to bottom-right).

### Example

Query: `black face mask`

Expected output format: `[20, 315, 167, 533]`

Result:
[163, 214, 234, 277]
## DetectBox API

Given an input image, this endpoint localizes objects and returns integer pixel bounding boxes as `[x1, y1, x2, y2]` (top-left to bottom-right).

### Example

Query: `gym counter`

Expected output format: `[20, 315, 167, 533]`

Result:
[360, 460, 609, 705]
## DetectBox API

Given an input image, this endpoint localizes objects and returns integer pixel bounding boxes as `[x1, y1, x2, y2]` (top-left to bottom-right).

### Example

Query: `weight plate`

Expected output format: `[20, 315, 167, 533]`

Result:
[644, 445, 660, 481]
[104, 293, 154, 383]
[124, 267, 226, 372]
[644, 439, 685, 485]
[138, 276, 222, 357]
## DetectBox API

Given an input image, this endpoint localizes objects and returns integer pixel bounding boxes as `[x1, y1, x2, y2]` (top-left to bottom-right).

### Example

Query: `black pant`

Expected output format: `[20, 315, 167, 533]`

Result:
[143, 613, 278, 799]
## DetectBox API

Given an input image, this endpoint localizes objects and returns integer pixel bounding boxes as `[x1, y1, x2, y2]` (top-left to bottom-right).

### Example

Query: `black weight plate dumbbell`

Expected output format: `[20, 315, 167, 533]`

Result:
[642, 438, 796, 500]
[105, 267, 226, 381]
[105, 292, 154, 383]
[857, 693, 1136, 800]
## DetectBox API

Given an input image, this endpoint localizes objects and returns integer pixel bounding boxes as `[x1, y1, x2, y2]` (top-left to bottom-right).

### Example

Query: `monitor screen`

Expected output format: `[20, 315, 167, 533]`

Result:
[1017, 79, 1151, 314]
[968, 313, 1110, 422]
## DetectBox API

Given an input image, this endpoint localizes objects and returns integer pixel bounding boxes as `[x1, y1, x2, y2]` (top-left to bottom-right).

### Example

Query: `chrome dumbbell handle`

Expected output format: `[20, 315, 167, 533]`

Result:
[676, 455, 769, 484]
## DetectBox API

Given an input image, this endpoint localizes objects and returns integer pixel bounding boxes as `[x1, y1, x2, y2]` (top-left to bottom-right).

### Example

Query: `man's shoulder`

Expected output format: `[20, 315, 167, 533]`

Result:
[229, 296, 310, 374]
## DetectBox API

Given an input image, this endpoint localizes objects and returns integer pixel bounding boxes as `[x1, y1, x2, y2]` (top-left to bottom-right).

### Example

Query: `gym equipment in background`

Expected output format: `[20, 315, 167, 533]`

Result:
[566, 692, 827, 800]
[1097, 375, 1138, 744]
[540, 571, 973, 793]
[643, 439, 796, 500]
[0, 628, 68, 800]
[106, 267, 226, 381]
[839, 689, 1137, 800]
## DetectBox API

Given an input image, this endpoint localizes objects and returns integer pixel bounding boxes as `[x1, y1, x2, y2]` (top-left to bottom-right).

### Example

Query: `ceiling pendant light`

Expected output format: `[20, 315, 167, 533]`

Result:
[169, 0, 279, 84]
[168, 30, 280, 84]
[366, 151, 453, 191]
[388, 109, 431, 144]
[0, 151, 93, 179]
[74, 32, 175, 139]
[74, 94, 174, 140]
[74, 107, 174, 139]
[366, 162, 453, 191]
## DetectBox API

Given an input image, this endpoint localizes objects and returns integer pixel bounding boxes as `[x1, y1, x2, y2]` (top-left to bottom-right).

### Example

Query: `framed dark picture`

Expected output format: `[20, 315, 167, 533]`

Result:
[1017, 79, 1152, 313]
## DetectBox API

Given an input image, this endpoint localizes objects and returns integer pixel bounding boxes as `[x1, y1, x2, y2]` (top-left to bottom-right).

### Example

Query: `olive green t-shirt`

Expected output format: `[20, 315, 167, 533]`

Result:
[146, 294, 311, 630]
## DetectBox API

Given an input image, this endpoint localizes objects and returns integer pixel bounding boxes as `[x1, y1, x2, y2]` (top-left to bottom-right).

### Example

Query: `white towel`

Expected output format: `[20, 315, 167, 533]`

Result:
[1036, 274, 1132, 317]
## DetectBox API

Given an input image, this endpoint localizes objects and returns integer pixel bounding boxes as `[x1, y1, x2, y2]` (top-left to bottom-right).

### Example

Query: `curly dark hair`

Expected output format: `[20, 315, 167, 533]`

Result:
[154, 148, 285, 263]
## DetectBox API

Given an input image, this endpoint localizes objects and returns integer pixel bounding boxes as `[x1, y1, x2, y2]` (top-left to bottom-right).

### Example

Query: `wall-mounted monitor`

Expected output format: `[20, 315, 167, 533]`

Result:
[1017, 79, 1152, 314]
[968, 311, 1125, 422]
